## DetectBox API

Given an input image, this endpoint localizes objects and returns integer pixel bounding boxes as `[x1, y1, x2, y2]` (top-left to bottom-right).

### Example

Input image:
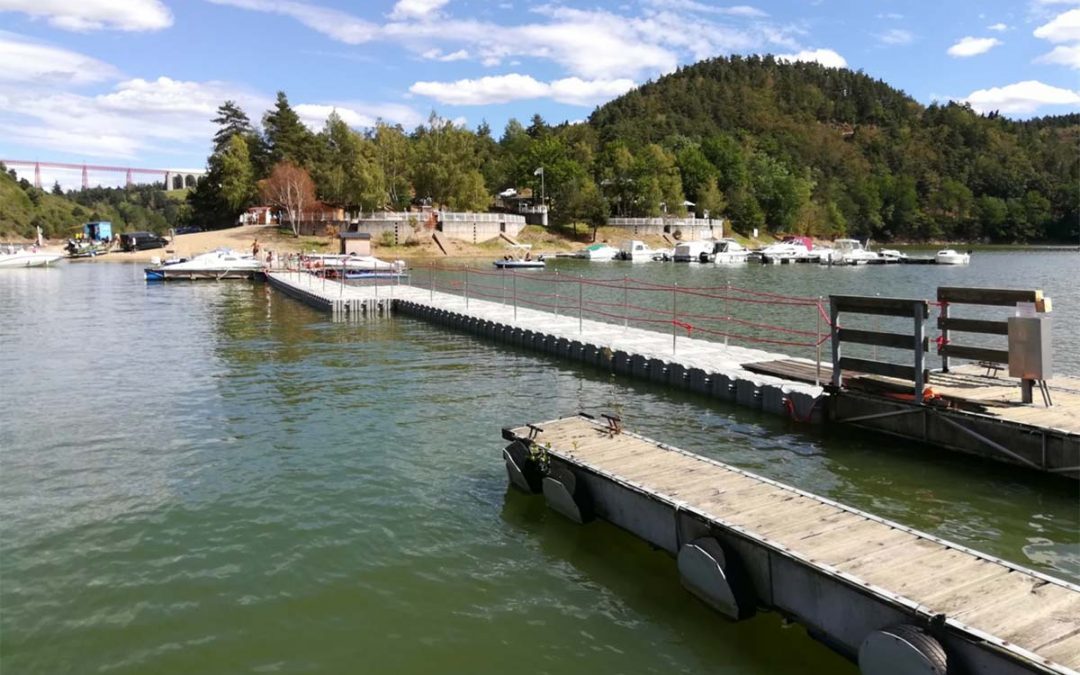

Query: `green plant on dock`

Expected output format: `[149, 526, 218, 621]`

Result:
[527, 441, 551, 474]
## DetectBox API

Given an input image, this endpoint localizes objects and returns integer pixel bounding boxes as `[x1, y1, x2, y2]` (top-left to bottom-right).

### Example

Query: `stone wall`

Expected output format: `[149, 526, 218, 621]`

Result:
[608, 217, 724, 240]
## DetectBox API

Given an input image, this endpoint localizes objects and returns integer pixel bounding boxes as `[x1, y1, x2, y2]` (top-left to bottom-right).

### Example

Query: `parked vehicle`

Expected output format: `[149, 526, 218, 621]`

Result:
[122, 232, 169, 251]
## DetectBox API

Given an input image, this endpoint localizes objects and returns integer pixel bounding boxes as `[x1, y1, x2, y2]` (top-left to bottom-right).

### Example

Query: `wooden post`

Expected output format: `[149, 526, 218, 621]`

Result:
[830, 299, 841, 389]
[465, 264, 469, 310]
[513, 270, 517, 320]
[430, 262, 434, 301]
[579, 275, 583, 334]
[623, 275, 629, 328]
[913, 301, 926, 404]
[724, 282, 730, 348]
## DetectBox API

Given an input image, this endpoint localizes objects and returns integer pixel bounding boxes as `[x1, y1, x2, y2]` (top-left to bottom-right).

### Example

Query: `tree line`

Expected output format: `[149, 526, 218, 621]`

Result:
[182, 55, 1077, 242]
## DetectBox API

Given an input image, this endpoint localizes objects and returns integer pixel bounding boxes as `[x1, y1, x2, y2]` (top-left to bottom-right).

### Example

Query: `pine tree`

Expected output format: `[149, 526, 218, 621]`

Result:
[212, 101, 255, 155]
[263, 92, 314, 168]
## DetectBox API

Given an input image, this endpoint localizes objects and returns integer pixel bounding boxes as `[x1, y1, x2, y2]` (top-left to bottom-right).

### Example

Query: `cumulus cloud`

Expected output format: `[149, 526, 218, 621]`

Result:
[389, 0, 448, 20]
[947, 36, 1002, 57]
[775, 48, 847, 68]
[294, 102, 423, 130]
[878, 28, 913, 45]
[207, 0, 376, 44]
[0, 0, 171, 31]
[0, 33, 119, 84]
[409, 73, 635, 106]
[422, 48, 469, 62]
[1035, 43, 1080, 68]
[1034, 9, 1080, 42]
[987, 22, 1008, 31]
[963, 80, 1080, 114]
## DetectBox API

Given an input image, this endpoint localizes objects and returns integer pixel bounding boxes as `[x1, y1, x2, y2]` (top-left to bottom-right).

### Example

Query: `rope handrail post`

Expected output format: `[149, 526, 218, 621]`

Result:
[374, 266, 378, 298]
[672, 282, 678, 355]
[816, 296, 823, 386]
[578, 274, 583, 334]
[623, 275, 629, 328]
[465, 264, 469, 310]
[430, 262, 434, 301]
[554, 269, 559, 318]
[501, 267, 506, 306]
[724, 281, 730, 348]
[513, 270, 517, 320]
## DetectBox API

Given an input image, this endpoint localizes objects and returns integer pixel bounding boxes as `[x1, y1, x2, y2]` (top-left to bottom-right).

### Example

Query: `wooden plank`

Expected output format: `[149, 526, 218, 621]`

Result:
[968, 591, 1080, 652]
[1040, 632, 1080, 669]
[765, 511, 866, 544]
[831, 295, 929, 318]
[839, 356, 924, 382]
[812, 529, 917, 567]
[837, 328, 927, 351]
[939, 344, 1010, 364]
[939, 286, 1041, 307]
[937, 317, 1009, 335]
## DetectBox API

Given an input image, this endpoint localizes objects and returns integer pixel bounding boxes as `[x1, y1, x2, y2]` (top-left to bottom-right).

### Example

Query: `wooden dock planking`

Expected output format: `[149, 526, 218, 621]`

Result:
[509, 415, 1080, 673]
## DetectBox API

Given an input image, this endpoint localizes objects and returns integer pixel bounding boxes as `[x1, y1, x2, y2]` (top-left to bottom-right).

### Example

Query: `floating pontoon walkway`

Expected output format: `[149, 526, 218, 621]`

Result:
[266, 271, 825, 419]
[502, 415, 1080, 675]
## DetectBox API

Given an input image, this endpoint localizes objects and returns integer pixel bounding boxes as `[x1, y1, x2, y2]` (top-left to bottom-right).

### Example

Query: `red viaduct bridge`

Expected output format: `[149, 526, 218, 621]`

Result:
[1, 159, 206, 191]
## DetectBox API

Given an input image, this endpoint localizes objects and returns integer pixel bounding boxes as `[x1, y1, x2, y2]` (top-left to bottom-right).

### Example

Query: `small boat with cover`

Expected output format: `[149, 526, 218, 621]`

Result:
[144, 249, 266, 281]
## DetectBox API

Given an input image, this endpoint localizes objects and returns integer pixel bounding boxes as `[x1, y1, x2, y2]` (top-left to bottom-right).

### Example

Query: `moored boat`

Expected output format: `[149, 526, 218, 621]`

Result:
[144, 248, 265, 280]
[0, 247, 64, 268]
[760, 236, 812, 264]
[672, 240, 714, 262]
[820, 239, 878, 265]
[574, 243, 619, 260]
[616, 240, 655, 262]
[702, 239, 749, 264]
[935, 249, 971, 265]
[494, 244, 545, 269]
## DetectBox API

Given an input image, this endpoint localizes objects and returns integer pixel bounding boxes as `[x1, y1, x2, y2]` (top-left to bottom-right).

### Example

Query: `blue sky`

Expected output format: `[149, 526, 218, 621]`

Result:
[1, 0, 1078, 188]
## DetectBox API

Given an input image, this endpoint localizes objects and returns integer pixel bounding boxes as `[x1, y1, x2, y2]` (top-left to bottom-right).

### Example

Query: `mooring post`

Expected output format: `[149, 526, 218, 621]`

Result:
[672, 282, 678, 355]
[374, 268, 379, 298]
[578, 274, 583, 334]
[513, 270, 518, 320]
[913, 300, 926, 404]
[830, 299, 841, 389]
[554, 270, 559, 318]
[465, 264, 469, 310]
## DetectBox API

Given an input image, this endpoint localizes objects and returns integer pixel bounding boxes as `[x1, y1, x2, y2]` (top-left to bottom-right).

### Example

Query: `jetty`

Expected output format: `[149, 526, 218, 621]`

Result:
[502, 414, 1080, 675]
[264, 268, 1078, 478]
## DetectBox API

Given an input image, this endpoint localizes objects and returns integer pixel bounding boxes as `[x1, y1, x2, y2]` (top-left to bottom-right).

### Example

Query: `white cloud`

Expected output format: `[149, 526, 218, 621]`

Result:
[0, 33, 119, 84]
[207, 0, 376, 44]
[0, 0, 171, 31]
[1035, 43, 1080, 68]
[877, 12, 903, 19]
[409, 73, 635, 106]
[963, 80, 1080, 114]
[422, 48, 469, 62]
[987, 22, 1008, 31]
[294, 102, 423, 130]
[947, 36, 1002, 57]
[644, 1, 768, 17]
[389, 0, 448, 20]
[775, 48, 847, 68]
[1034, 9, 1080, 42]
[878, 28, 913, 45]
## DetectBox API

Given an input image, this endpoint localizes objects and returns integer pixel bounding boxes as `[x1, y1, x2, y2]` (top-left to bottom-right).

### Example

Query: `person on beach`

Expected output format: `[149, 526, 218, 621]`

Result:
[252, 239, 260, 256]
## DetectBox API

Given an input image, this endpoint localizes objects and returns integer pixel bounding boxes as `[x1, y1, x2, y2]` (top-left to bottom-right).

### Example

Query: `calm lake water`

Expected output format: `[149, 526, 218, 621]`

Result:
[1, 252, 1077, 674]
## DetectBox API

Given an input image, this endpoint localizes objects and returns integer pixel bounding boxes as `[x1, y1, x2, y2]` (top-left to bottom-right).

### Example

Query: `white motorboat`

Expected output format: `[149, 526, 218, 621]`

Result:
[144, 248, 266, 280]
[702, 239, 749, 264]
[879, 249, 908, 262]
[672, 240, 714, 262]
[494, 244, 545, 269]
[936, 249, 971, 265]
[617, 240, 655, 262]
[574, 243, 619, 260]
[760, 236, 812, 264]
[821, 239, 878, 265]
[0, 247, 63, 268]
[306, 254, 401, 272]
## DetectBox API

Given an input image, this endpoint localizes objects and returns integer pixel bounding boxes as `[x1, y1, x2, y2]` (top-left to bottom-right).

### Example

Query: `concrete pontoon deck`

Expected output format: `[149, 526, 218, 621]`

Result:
[503, 415, 1080, 675]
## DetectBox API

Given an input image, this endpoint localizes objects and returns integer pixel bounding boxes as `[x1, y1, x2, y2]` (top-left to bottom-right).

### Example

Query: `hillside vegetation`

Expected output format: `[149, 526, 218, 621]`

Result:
[0, 165, 184, 239]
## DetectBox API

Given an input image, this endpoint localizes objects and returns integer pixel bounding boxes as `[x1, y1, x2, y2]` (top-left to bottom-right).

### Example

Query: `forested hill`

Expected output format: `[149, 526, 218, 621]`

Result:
[587, 55, 1079, 242]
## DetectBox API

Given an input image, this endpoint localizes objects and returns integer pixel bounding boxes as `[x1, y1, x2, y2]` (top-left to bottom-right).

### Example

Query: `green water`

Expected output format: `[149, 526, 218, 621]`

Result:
[1, 257, 1077, 674]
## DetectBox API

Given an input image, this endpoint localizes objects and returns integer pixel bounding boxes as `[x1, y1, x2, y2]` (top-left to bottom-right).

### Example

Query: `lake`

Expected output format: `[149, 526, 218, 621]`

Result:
[1, 252, 1077, 674]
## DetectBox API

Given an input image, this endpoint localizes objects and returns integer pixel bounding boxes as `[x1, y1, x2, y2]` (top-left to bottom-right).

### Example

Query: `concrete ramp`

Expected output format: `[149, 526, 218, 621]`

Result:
[499, 232, 521, 247]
